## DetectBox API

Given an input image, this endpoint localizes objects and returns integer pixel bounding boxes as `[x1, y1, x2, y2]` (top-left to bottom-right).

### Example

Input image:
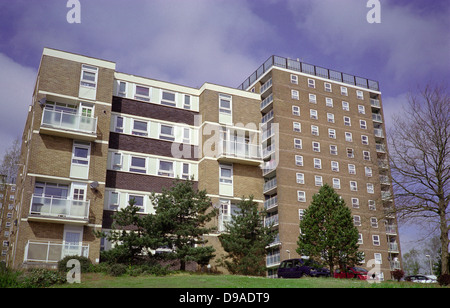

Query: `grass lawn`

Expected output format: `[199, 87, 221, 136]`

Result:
[55, 272, 443, 289]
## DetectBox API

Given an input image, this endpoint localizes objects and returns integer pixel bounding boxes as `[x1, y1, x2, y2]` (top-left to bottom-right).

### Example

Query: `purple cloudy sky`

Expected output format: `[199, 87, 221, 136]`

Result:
[0, 0, 449, 250]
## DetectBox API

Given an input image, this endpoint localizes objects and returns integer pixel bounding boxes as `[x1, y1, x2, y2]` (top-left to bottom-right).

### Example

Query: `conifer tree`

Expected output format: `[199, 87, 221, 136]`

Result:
[296, 184, 363, 273]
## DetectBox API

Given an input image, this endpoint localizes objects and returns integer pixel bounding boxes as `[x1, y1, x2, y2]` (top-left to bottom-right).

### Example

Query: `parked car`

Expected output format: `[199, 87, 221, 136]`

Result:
[277, 258, 330, 278]
[404, 275, 437, 283]
[334, 266, 368, 280]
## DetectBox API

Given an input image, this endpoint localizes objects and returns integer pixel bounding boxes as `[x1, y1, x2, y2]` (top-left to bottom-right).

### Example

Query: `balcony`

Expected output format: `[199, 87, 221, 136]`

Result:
[372, 113, 383, 123]
[263, 177, 277, 195]
[370, 99, 381, 108]
[374, 128, 384, 139]
[264, 195, 278, 212]
[40, 108, 98, 141]
[260, 93, 274, 113]
[260, 78, 272, 94]
[265, 214, 279, 228]
[376, 143, 386, 153]
[24, 240, 89, 264]
[261, 109, 274, 124]
[388, 242, 399, 253]
[386, 224, 398, 235]
[218, 214, 232, 232]
[262, 159, 277, 177]
[217, 141, 262, 166]
[28, 194, 90, 225]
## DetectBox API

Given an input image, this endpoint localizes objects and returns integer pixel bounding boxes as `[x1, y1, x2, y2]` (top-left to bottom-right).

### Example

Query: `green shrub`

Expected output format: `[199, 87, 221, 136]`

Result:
[57, 255, 92, 274]
[0, 264, 22, 288]
[21, 268, 66, 288]
[107, 263, 127, 277]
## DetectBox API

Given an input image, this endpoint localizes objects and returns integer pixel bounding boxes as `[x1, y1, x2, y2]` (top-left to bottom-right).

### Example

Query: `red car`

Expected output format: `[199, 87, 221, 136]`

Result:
[334, 266, 368, 280]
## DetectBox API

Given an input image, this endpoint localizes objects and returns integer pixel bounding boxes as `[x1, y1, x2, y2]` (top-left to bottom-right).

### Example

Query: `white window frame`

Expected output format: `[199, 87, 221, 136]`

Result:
[297, 191, 306, 202]
[294, 138, 302, 149]
[352, 198, 360, 208]
[341, 86, 348, 96]
[158, 160, 175, 177]
[325, 97, 333, 107]
[132, 119, 148, 137]
[356, 90, 364, 100]
[371, 217, 379, 228]
[135, 85, 151, 102]
[347, 148, 354, 158]
[311, 125, 319, 136]
[293, 122, 301, 132]
[332, 178, 341, 189]
[345, 132, 353, 142]
[372, 235, 380, 246]
[291, 90, 299, 100]
[331, 161, 339, 172]
[130, 156, 147, 174]
[219, 94, 232, 114]
[367, 183, 375, 194]
[112, 152, 123, 170]
[354, 215, 361, 226]
[296, 173, 305, 184]
[314, 158, 322, 169]
[312, 141, 320, 152]
[71, 141, 90, 166]
[315, 175, 323, 187]
[290, 74, 298, 84]
[328, 128, 336, 139]
[118, 81, 127, 97]
[358, 105, 365, 114]
[128, 194, 145, 212]
[161, 90, 177, 107]
[361, 135, 369, 145]
[183, 94, 191, 110]
[292, 105, 300, 116]
[295, 155, 303, 166]
[114, 115, 124, 133]
[310, 109, 318, 120]
[360, 120, 367, 129]
[363, 150, 371, 161]
[327, 113, 335, 123]
[344, 116, 351, 126]
[219, 164, 233, 184]
[330, 145, 338, 155]
[342, 101, 349, 111]
[109, 191, 120, 210]
[324, 82, 332, 92]
[308, 78, 315, 88]
[80, 64, 98, 89]
[159, 124, 175, 141]
[350, 181, 358, 191]
[348, 164, 356, 175]
[368, 200, 376, 211]
[365, 166, 373, 177]
[309, 93, 317, 104]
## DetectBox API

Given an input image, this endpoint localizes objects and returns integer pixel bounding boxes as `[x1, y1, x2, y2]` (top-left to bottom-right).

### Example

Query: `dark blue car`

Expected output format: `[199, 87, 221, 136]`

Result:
[277, 258, 330, 278]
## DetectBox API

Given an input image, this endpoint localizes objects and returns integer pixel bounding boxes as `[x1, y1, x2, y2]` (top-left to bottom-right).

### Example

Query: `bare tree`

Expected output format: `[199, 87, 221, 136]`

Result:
[0, 137, 21, 184]
[388, 84, 449, 275]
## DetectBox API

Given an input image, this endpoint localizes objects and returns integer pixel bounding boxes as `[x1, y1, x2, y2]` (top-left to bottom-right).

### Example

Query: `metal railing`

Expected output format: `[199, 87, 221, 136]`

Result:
[41, 108, 97, 134]
[238, 55, 380, 91]
[263, 178, 277, 193]
[219, 141, 261, 160]
[264, 195, 278, 211]
[30, 195, 90, 221]
[24, 240, 89, 263]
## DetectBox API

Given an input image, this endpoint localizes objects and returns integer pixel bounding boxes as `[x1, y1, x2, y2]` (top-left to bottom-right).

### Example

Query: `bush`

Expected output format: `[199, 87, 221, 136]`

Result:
[57, 255, 92, 274]
[438, 274, 450, 286]
[20, 268, 66, 288]
[391, 269, 404, 282]
[107, 263, 127, 277]
[0, 264, 22, 288]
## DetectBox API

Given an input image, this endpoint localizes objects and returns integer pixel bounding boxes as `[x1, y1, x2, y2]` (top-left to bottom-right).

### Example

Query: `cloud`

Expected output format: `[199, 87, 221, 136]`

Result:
[0, 53, 36, 157]
[285, 0, 450, 88]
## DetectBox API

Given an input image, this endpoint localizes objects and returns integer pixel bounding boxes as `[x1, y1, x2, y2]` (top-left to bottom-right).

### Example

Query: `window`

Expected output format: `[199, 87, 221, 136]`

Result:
[34, 182, 69, 199]
[311, 125, 319, 136]
[352, 198, 359, 208]
[292, 106, 300, 116]
[315, 175, 323, 186]
[360, 120, 367, 129]
[132, 120, 148, 136]
[135, 85, 150, 102]
[361, 135, 369, 145]
[294, 138, 302, 149]
[328, 128, 336, 139]
[290, 74, 298, 84]
[358, 233, 364, 245]
[184, 95, 191, 109]
[129, 195, 144, 212]
[297, 191, 306, 202]
[114, 116, 124, 133]
[327, 113, 335, 123]
[372, 235, 380, 246]
[312, 141, 320, 152]
[333, 178, 341, 189]
[295, 155, 303, 166]
[368, 200, 376, 211]
[344, 116, 351, 126]
[109, 191, 120, 210]
[293, 122, 301, 132]
[314, 158, 322, 169]
[80, 64, 98, 88]
[374, 253, 382, 264]
[159, 125, 175, 141]
[299, 209, 305, 221]
[291, 90, 299, 100]
[325, 97, 333, 107]
[330, 145, 337, 155]
[309, 94, 316, 104]
[347, 148, 354, 158]
[356, 90, 364, 100]
[310, 109, 318, 120]
[354, 216, 361, 226]
[371, 217, 378, 228]
[112, 152, 123, 170]
[117, 81, 127, 97]
[345, 132, 353, 142]
[161, 90, 176, 107]
[324, 83, 332, 92]
[296, 173, 304, 184]
[130, 156, 146, 173]
[348, 164, 356, 174]
[219, 164, 233, 184]
[367, 183, 374, 194]
[182, 163, 190, 179]
[365, 166, 373, 177]
[183, 128, 190, 144]
[350, 181, 358, 191]
[219, 94, 232, 114]
[331, 161, 339, 172]
[72, 142, 90, 165]
[358, 105, 365, 114]
[342, 101, 349, 111]
[341, 86, 348, 96]
[158, 160, 174, 177]
[308, 78, 315, 88]
[363, 151, 371, 161]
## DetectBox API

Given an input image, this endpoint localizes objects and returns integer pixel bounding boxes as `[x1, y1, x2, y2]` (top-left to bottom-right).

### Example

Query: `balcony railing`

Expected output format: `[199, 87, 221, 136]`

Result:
[376, 143, 386, 153]
[24, 240, 89, 264]
[29, 195, 90, 222]
[217, 141, 261, 165]
[372, 113, 383, 122]
[218, 214, 232, 232]
[388, 242, 399, 252]
[263, 178, 277, 194]
[374, 128, 384, 138]
[41, 108, 97, 135]
[261, 109, 274, 124]
[265, 214, 279, 227]
[260, 93, 274, 112]
[370, 99, 381, 108]
[264, 195, 278, 211]
[260, 78, 272, 94]
[385, 224, 397, 234]
[238, 55, 380, 91]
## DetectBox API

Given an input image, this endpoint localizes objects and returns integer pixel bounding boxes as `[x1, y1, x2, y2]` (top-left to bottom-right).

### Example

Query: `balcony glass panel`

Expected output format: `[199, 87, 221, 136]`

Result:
[30, 194, 90, 220]
[42, 108, 97, 134]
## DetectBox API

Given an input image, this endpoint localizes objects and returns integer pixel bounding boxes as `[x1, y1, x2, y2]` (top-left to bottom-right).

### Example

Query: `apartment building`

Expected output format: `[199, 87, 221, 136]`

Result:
[7, 49, 401, 280]
[0, 175, 16, 262]
[238, 56, 401, 279]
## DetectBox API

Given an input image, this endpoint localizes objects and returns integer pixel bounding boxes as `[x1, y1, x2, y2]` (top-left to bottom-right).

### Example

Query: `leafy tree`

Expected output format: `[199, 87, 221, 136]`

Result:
[149, 179, 217, 271]
[296, 184, 363, 273]
[219, 196, 276, 276]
